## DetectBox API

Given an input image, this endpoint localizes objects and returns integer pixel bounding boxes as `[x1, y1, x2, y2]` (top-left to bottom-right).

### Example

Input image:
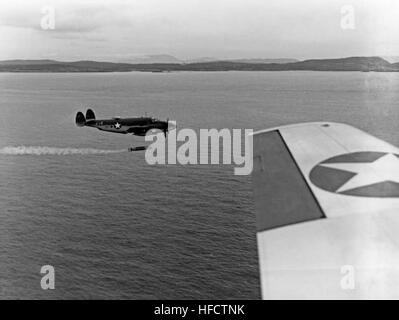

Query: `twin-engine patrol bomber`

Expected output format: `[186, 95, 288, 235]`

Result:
[75, 109, 170, 137]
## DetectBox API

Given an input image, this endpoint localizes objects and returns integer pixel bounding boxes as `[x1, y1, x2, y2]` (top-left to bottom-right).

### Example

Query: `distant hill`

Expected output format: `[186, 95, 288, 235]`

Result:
[0, 61, 180, 72]
[178, 56, 396, 71]
[228, 58, 298, 64]
[383, 56, 399, 63]
[0, 55, 182, 66]
[184, 57, 218, 63]
[175, 57, 397, 72]
[122, 54, 182, 64]
[288, 56, 394, 71]
[184, 58, 298, 64]
[0, 59, 63, 65]
[0, 56, 397, 72]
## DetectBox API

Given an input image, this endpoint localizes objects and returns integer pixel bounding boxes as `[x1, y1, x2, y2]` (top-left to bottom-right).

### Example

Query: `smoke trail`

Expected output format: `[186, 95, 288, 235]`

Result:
[0, 146, 127, 156]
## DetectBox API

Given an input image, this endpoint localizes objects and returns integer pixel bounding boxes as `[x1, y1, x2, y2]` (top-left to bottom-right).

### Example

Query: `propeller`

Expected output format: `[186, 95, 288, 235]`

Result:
[163, 118, 169, 137]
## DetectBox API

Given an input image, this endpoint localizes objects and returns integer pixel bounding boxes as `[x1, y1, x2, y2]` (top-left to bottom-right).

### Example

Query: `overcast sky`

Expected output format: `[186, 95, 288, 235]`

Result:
[0, 0, 398, 61]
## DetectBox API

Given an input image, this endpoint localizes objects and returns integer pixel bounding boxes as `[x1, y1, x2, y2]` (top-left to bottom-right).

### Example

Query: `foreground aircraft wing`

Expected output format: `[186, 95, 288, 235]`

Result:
[252, 122, 399, 299]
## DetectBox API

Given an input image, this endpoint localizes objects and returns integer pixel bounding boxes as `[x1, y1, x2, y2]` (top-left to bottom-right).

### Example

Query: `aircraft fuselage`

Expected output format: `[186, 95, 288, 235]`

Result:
[86, 117, 168, 136]
[76, 109, 169, 137]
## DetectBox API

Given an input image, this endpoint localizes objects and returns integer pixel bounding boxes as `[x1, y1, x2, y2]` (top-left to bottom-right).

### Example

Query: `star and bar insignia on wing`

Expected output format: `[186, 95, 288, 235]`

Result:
[309, 152, 399, 197]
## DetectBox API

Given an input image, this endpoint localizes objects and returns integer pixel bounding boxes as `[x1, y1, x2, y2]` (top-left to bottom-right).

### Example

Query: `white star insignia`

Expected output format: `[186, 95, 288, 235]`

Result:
[320, 153, 399, 193]
[115, 122, 121, 129]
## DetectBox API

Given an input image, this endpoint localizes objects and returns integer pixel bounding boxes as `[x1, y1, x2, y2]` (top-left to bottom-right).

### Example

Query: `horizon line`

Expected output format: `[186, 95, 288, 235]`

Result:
[0, 55, 397, 64]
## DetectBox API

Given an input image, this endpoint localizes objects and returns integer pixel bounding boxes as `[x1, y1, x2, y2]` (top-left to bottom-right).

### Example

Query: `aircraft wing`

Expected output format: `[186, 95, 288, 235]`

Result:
[252, 122, 399, 299]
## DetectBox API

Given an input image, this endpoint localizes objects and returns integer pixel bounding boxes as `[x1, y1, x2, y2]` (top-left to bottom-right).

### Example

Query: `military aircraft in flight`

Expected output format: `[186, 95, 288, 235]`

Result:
[75, 109, 170, 137]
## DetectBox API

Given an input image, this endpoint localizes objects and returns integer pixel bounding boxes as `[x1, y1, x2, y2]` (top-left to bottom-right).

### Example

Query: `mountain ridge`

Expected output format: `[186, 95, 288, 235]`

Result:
[0, 56, 397, 72]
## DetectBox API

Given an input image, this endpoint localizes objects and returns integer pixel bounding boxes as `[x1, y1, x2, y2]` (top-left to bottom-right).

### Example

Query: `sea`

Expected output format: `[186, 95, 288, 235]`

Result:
[0, 71, 398, 299]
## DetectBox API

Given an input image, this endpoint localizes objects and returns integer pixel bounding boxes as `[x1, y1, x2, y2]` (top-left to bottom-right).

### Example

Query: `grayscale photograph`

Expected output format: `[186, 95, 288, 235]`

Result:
[0, 0, 399, 303]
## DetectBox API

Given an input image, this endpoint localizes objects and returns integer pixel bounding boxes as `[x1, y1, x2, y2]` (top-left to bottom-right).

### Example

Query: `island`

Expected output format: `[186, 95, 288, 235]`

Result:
[0, 56, 398, 73]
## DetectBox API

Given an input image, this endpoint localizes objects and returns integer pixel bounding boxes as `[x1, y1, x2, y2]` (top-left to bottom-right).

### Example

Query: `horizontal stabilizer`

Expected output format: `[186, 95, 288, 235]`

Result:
[75, 112, 86, 126]
[86, 109, 95, 121]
